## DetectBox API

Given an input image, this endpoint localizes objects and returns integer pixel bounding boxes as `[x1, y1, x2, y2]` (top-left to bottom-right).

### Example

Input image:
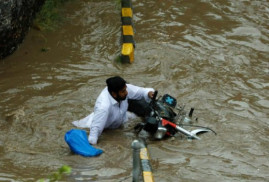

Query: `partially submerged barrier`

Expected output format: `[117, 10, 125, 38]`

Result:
[121, 0, 135, 63]
[132, 139, 154, 182]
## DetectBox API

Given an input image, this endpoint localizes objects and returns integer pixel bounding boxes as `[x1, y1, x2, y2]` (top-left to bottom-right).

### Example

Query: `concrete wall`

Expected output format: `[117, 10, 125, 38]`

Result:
[0, 0, 45, 59]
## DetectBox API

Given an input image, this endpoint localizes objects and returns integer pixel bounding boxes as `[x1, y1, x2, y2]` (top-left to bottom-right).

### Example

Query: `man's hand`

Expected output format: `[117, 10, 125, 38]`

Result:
[88, 136, 97, 145]
[148, 91, 155, 99]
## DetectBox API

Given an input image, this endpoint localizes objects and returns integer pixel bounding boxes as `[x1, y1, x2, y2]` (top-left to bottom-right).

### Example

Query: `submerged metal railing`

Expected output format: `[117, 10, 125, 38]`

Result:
[132, 139, 154, 182]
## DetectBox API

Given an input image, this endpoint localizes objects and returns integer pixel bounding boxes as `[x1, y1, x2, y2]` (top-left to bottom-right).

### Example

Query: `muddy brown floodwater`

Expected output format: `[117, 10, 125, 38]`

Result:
[0, 0, 268, 181]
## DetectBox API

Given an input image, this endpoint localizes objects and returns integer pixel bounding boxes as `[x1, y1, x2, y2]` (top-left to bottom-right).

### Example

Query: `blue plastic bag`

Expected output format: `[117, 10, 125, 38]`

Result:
[65, 129, 103, 157]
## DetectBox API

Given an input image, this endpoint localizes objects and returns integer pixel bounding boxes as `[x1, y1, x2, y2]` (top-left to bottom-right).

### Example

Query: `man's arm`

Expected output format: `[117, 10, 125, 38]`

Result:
[127, 84, 154, 102]
[88, 108, 109, 145]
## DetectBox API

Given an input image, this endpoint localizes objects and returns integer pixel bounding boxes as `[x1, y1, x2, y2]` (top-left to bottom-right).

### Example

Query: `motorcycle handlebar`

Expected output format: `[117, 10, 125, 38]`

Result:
[152, 90, 158, 101]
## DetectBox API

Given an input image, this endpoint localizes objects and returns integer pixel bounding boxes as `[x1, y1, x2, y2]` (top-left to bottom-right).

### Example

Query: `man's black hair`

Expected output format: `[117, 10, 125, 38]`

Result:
[106, 76, 127, 93]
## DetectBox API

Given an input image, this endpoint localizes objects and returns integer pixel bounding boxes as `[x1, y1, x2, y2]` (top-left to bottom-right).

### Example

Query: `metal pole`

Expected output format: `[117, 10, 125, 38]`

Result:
[132, 140, 142, 182]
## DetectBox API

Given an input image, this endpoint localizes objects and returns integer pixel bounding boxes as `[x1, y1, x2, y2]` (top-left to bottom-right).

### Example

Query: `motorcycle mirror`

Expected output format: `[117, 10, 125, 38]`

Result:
[188, 108, 194, 117]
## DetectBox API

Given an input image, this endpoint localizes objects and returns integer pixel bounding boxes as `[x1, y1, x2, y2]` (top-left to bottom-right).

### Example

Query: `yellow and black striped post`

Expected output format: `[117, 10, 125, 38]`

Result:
[132, 139, 155, 182]
[140, 147, 154, 182]
[121, 0, 135, 63]
[121, 43, 134, 63]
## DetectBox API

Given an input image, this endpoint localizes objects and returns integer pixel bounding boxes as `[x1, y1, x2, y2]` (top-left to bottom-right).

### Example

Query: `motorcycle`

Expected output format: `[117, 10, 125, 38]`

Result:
[135, 91, 216, 140]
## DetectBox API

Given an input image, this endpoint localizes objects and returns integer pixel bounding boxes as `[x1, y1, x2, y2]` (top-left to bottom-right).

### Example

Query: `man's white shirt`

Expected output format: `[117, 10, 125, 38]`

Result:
[72, 84, 154, 144]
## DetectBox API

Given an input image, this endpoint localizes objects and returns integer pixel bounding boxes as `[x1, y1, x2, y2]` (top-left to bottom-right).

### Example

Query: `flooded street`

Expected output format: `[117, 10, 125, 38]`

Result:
[0, 0, 268, 181]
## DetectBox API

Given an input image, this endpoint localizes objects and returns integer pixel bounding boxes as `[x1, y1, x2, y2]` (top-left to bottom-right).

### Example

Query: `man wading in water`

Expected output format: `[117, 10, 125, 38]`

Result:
[72, 76, 155, 145]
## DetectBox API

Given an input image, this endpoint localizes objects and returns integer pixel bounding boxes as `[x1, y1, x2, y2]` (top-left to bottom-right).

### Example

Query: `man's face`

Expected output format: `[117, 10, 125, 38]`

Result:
[116, 85, 128, 101]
